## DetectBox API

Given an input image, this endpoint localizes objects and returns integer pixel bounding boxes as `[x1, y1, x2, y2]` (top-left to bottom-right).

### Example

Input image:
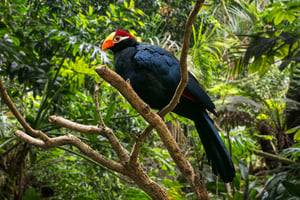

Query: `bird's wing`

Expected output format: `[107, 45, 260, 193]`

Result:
[134, 43, 215, 113]
[134, 43, 181, 86]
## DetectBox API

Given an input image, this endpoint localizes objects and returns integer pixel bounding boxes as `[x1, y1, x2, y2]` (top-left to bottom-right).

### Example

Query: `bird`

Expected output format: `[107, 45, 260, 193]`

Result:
[101, 29, 235, 182]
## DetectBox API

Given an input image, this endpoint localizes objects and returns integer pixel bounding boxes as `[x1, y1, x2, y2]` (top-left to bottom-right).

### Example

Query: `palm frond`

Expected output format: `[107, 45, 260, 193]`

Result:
[225, 96, 265, 110]
[280, 147, 300, 161]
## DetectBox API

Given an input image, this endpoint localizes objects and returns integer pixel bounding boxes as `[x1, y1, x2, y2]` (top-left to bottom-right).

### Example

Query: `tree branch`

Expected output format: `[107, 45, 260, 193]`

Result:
[129, 125, 153, 164]
[251, 149, 295, 165]
[129, 0, 206, 172]
[94, 2, 209, 198]
[95, 65, 209, 200]
[14, 130, 127, 174]
[0, 78, 47, 141]
[159, 0, 205, 117]
[94, 80, 106, 127]
[1, 1, 209, 198]
[49, 115, 129, 162]
[1, 77, 127, 175]
[1, 76, 170, 199]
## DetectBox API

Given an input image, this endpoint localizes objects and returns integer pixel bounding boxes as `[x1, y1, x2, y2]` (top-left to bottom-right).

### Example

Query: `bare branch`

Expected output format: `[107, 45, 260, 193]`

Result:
[49, 115, 111, 135]
[94, 80, 106, 127]
[0, 78, 49, 141]
[1, 77, 129, 174]
[129, 125, 153, 165]
[159, 0, 205, 117]
[14, 130, 46, 147]
[49, 116, 169, 199]
[1, 68, 169, 199]
[129, 0, 206, 170]
[95, 65, 209, 200]
[49, 115, 129, 162]
[252, 149, 295, 165]
[14, 130, 127, 174]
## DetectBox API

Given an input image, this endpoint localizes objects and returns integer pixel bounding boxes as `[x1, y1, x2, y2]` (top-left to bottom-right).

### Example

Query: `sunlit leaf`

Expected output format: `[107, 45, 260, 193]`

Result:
[294, 130, 300, 142]
[129, 0, 135, 10]
[124, 0, 128, 9]
[286, 126, 300, 134]
[10, 36, 20, 46]
[274, 11, 285, 25]
[88, 5, 93, 16]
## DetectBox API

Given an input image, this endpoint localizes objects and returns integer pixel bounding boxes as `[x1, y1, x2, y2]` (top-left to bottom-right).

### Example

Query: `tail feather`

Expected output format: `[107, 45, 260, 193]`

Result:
[194, 111, 235, 182]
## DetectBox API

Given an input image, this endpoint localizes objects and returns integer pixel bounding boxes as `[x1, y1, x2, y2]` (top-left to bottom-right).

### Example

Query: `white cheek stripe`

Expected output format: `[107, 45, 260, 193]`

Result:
[118, 36, 130, 42]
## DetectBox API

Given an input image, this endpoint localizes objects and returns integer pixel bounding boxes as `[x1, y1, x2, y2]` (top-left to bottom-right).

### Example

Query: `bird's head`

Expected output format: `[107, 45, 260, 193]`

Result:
[102, 29, 136, 52]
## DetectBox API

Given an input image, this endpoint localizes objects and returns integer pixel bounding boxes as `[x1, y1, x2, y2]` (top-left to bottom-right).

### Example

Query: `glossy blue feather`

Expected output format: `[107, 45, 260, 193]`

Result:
[108, 34, 235, 182]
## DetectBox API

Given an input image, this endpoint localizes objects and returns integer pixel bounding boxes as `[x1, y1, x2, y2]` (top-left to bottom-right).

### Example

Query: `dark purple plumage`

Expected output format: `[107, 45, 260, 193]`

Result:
[102, 30, 235, 182]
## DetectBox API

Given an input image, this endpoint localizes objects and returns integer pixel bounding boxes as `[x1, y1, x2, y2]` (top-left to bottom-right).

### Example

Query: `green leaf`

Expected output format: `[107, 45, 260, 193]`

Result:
[282, 181, 300, 197]
[124, 0, 128, 9]
[205, 182, 227, 193]
[135, 8, 144, 16]
[294, 129, 300, 142]
[104, 102, 116, 123]
[0, 29, 8, 37]
[286, 126, 300, 142]
[129, 0, 135, 9]
[249, 57, 262, 74]
[122, 187, 150, 199]
[285, 12, 295, 23]
[286, 126, 300, 134]
[136, 20, 145, 27]
[110, 4, 116, 15]
[274, 12, 285, 25]
[10, 36, 20, 46]
[22, 188, 40, 200]
[256, 135, 275, 140]
[88, 134, 98, 142]
[88, 5, 93, 16]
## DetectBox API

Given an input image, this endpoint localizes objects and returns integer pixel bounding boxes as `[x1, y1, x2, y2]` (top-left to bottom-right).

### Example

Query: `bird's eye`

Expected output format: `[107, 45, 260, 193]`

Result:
[113, 36, 121, 43]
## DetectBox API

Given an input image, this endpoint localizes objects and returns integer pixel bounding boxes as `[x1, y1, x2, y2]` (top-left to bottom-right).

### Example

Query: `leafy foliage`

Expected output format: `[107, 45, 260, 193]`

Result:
[234, 0, 300, 76]
[1, 0, 300, 199]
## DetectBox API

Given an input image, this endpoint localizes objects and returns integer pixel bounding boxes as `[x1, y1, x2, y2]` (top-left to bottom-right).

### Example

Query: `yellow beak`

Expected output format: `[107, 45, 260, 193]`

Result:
[101, 32, 116, 50]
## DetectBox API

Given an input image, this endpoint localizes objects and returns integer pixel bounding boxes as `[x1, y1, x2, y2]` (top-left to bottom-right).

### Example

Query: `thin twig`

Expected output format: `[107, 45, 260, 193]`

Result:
[0, 78, 48, 141]
[129, 0, 206, 169]
[95, 65, 209, 200]
[129, 125, 153, 164]
[14, 130, 128, 174]
[1, 76, 130, 173]
[251, 149, 295, 165]
[94, 80, 106, 127]
[48, 115, 110, 135]
[49, 115, 129, 162]
[159, 0, 205, 117]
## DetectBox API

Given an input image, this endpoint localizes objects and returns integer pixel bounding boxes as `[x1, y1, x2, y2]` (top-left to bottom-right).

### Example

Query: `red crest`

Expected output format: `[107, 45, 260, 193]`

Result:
[115, 29, 135, 39]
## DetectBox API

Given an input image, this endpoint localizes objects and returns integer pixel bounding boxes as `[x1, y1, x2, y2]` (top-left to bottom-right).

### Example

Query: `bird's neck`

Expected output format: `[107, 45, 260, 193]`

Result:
[113, 46, 137, 79]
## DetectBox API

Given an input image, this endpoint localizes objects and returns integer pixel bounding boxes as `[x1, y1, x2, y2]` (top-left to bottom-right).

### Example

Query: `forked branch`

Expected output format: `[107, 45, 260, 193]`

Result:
[95, 65, 209, 200]
[0, 77, 170, 200]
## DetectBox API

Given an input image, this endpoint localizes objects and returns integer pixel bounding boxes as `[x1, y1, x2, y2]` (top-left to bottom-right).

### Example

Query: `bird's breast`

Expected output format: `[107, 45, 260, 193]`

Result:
[113, 45, 179, 109]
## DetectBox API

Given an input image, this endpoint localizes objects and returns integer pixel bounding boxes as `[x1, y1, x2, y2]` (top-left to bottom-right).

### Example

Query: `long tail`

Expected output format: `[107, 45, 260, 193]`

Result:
[194, 111, 235, 182]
